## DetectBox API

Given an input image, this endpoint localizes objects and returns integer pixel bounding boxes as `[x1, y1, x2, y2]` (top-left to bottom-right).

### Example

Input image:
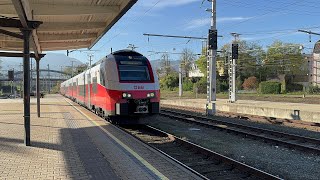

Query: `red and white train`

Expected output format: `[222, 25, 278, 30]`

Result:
[60, 50, 160, 121]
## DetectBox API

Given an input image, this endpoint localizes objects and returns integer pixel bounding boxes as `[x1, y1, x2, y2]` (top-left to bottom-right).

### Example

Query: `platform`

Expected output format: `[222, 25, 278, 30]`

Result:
[161, 99, 320, 123]
[0, 95, 200, 180]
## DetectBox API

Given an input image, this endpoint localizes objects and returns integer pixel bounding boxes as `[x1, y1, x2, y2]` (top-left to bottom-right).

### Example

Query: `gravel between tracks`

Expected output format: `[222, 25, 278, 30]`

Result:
[144, 115, 320, 180]
[163, 106, 320, 138]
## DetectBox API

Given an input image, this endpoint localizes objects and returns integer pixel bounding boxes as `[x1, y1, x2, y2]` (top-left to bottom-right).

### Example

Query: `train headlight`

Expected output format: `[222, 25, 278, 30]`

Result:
[122, 92, 132, 99]
[147, 92, 155, 98]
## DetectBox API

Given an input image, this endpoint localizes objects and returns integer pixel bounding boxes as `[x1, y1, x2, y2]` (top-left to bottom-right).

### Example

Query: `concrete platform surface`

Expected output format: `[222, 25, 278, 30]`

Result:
[161, 98, 320, 123]
[0, 95, 200, 180]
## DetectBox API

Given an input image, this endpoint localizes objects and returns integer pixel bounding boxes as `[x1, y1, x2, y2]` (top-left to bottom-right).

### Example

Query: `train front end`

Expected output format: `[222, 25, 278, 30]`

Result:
[106, 50, 160, 117]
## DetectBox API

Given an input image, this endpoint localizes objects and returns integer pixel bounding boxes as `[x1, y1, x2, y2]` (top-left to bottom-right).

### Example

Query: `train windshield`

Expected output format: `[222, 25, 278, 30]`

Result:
[116, 56, 151, 81]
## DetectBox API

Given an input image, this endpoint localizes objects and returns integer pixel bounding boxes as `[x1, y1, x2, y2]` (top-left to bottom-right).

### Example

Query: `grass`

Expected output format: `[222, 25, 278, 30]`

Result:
[160, 90, 320, 104]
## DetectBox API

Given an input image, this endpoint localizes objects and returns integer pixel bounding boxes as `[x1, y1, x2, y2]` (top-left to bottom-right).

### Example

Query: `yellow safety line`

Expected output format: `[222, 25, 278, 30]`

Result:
[65, 99, 169, 180]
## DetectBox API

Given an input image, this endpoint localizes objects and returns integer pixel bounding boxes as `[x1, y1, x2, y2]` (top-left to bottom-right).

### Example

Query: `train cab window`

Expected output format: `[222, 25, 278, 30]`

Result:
[116, 56, 151, 81]
[118, 65, 150, 81]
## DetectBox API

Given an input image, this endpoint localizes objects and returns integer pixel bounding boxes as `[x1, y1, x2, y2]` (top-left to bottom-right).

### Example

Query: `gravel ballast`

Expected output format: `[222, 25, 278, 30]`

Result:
[145, 115, 320, 180]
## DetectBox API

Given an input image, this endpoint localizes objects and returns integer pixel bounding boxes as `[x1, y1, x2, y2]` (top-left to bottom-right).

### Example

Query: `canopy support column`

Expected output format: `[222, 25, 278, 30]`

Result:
[22, 28, 32, 146]
[36, 58, 41, 117]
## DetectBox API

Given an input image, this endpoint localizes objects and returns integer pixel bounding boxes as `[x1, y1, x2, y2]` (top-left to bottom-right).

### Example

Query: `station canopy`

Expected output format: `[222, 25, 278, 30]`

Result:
[0, 0, 137, 53]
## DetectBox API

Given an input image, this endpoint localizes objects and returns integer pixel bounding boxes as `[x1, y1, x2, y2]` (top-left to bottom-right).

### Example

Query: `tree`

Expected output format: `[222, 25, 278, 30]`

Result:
[180, 48, 196, 77]
[160, 73, 179, 90]
[195, 49, 207, 77]
[229, 40, 265, 80]
[195, 48, 226, 77]
[265, 40, 304, 77]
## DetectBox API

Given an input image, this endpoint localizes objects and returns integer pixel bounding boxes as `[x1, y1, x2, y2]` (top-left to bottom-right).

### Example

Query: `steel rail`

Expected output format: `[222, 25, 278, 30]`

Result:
[160, 109, 320, 155]
[121, 124, 282, 180]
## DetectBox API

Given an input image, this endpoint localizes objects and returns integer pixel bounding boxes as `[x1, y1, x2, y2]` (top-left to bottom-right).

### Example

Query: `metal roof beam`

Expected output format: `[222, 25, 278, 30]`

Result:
[42, 45, 89, 51]
[2, 4, 120, 16]
[41, 41, 90, 50]
[33, 4, 119, 16]
[38, 22, 105, 32]
[11, 0, 42, 58]
[0, 28, 23, 39]
[38, 33, 97, 42]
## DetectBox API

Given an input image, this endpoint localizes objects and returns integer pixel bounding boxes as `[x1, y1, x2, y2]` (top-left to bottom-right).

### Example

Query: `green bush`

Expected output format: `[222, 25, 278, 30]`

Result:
[217, 79, 229, 93]
[236, 76, 243, 90]
[193, 77, 207, 94]
[308, 85, 320, 94]
[183, 79, 194, 91]
[160, 73, 179, 91]
[287, 83, 304, 92]
[259, 81, 281, 94]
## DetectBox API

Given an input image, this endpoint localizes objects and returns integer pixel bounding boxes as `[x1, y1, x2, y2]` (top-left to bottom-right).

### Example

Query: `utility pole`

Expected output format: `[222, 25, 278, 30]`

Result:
[229, 33, 240, 103]
[87, 53, 93, 109]
[71, 60, 76, 78]
[60, 66, 63, 79]
[88, 54, 93, 68]
[179, 64, 183, 97]
[206, 0, 217, 115]
[47, 64, 50, 94]
[70, 60, 76, 97]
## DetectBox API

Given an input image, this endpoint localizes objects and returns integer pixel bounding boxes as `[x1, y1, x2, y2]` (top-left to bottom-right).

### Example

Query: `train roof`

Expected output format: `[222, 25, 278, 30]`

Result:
[112, 49, 144, 56]
[92, 49, 145, 67]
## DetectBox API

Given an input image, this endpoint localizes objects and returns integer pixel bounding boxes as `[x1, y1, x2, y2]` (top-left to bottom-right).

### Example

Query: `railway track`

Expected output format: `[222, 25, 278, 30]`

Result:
[121, 124, 281, 180]
[160, 108, 320, 155]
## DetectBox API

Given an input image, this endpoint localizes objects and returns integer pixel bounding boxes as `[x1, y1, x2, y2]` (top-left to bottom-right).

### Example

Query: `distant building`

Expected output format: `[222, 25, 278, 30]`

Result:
[311, 41, 320, 86]
[188, 63, 204, 78]
[188, 60, 226, 78]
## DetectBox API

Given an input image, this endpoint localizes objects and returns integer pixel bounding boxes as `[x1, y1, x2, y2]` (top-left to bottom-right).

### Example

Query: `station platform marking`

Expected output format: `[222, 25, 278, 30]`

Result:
[64, 98, 169, 180]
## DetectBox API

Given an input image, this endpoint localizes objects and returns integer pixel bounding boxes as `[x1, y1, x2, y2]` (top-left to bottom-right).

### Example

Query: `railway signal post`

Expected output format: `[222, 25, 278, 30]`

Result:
[229, 44, 238, 103]
[206, 0, 217, 115]
[229, 33, 240, 103]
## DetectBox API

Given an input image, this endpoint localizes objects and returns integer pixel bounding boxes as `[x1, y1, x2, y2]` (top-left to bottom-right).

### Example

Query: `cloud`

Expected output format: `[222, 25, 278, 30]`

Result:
[217, 17, 252, 23]
[185, 16, 252, 29]
[185, 18, 210, 29]
[242, 31, 302, 41]
[140, 0, 199, 9]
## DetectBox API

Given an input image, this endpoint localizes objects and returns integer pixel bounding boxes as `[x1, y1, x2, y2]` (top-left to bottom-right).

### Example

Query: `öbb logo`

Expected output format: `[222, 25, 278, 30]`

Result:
[134, 86, 144, 90]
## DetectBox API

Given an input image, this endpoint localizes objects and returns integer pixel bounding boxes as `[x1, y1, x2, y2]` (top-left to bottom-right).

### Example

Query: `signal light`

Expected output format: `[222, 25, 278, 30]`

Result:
[232, 44, 239, 59]
[208, 29, 217, 50]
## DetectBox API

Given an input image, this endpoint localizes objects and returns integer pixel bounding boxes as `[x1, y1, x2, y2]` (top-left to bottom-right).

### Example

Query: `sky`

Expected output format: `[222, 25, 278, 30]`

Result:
[56, 0, 320, 64]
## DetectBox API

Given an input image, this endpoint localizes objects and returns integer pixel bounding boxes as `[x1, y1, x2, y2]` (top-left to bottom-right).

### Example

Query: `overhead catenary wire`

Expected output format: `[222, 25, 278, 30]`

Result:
[219, 0, 303, 32]
[97, 0, 162, 51]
